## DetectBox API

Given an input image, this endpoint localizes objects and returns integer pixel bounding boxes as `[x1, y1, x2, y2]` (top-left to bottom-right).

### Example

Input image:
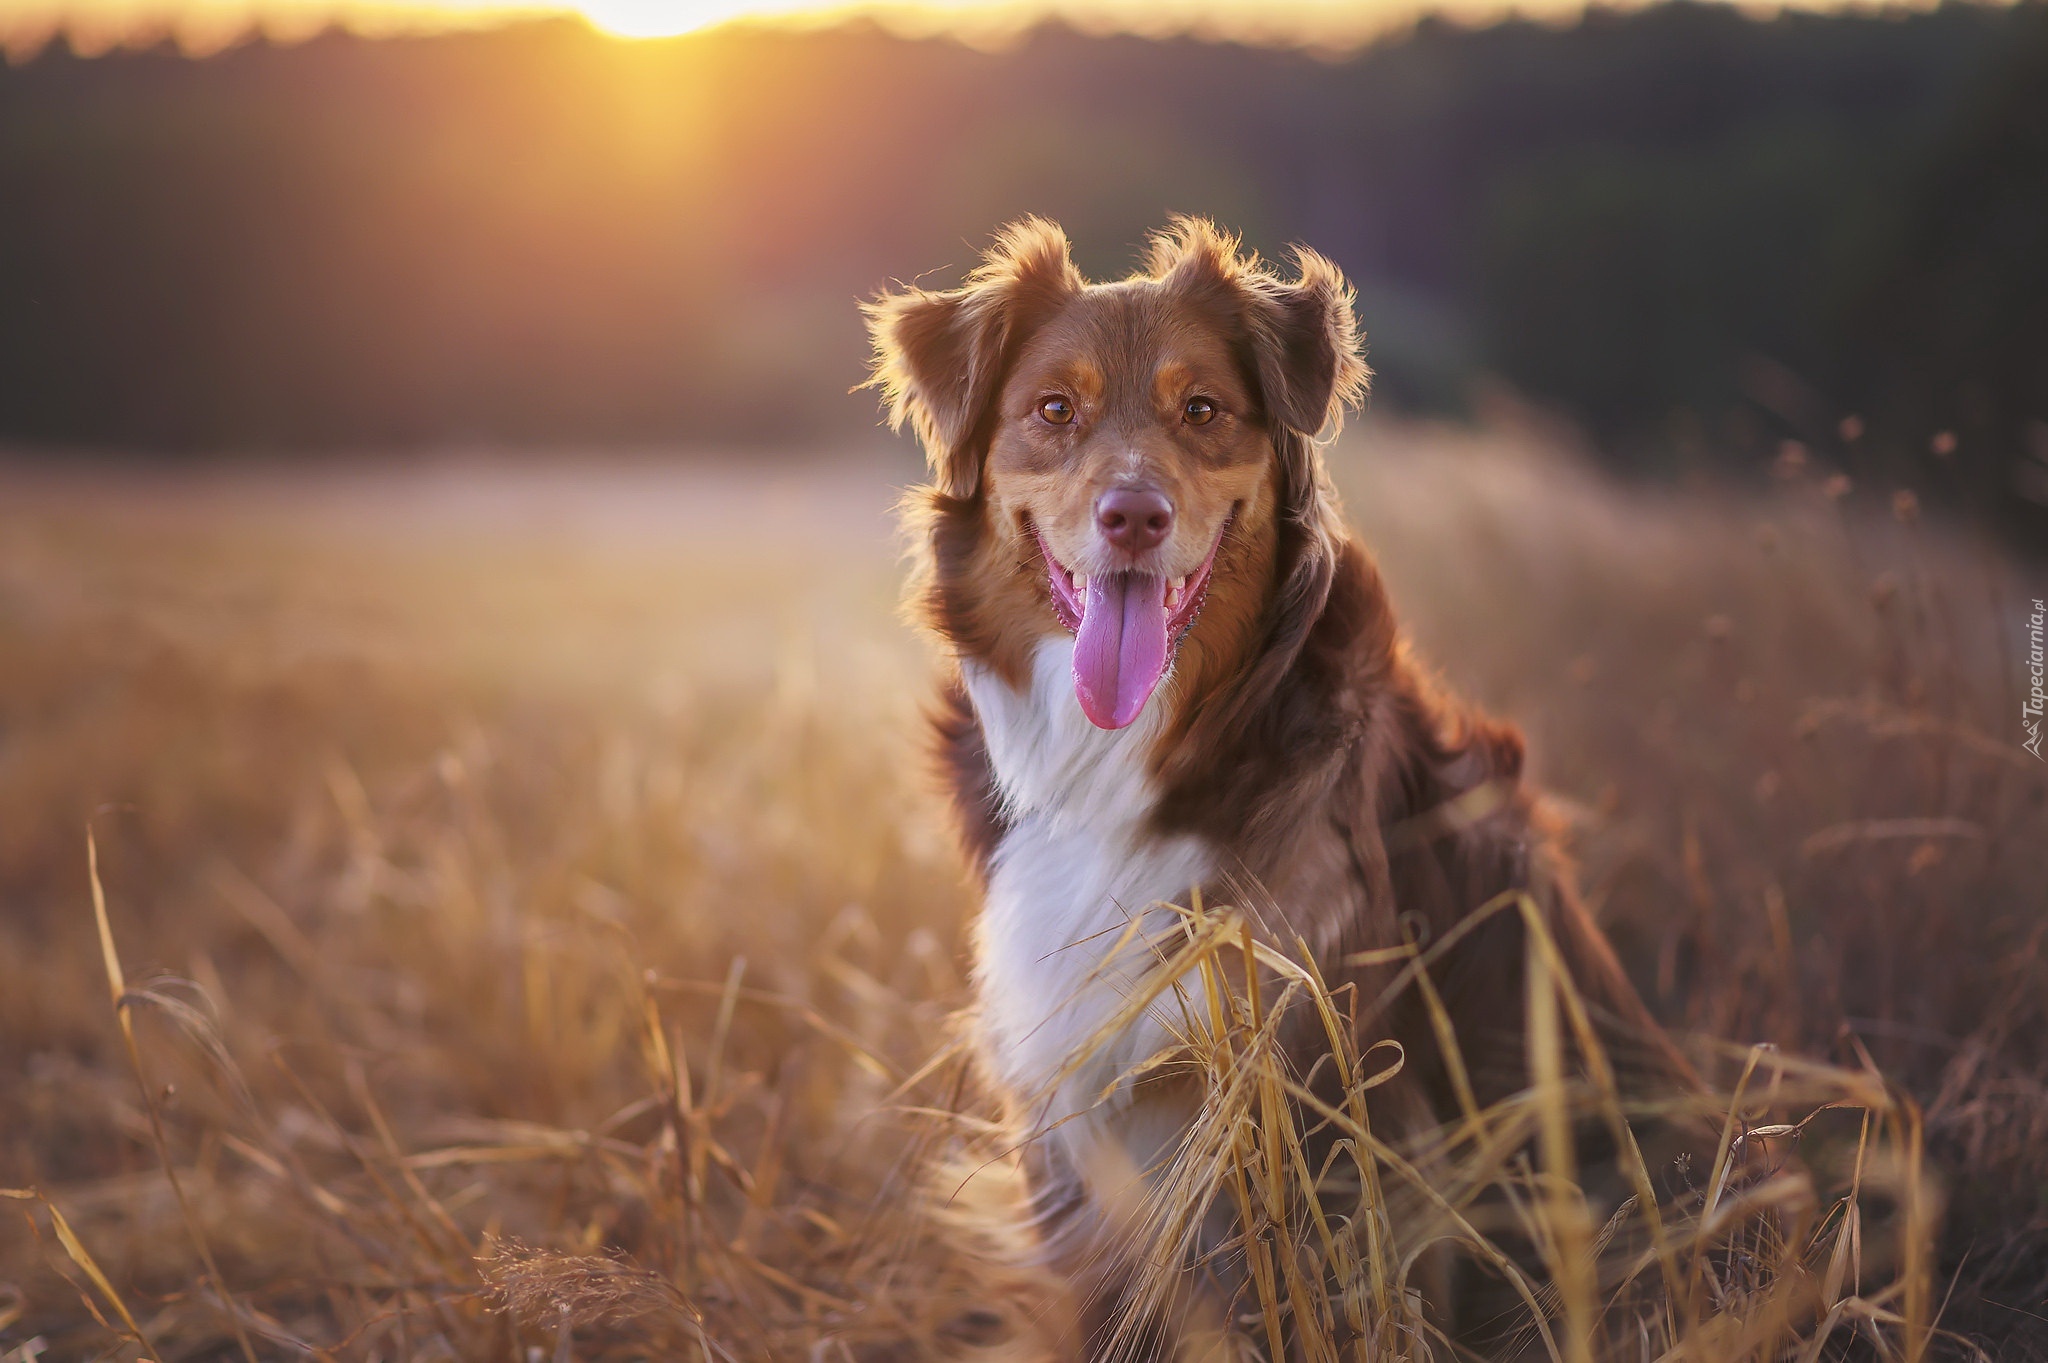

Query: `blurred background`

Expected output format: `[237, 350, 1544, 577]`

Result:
[3, 2, 2046, 1360]
[1, 0, 2046, 541]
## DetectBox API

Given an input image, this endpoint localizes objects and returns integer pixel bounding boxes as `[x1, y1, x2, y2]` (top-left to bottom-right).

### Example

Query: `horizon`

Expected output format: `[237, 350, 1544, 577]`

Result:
[0, 0, 1964, 60]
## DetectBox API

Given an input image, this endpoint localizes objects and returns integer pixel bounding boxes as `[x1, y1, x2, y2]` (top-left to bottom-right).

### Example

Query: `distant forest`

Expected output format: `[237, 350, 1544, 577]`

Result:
[2, 2, 2044, 534]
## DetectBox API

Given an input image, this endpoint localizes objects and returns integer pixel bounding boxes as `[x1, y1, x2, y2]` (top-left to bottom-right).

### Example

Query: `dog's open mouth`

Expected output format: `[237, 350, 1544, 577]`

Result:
[1035, 515, 1231, 730]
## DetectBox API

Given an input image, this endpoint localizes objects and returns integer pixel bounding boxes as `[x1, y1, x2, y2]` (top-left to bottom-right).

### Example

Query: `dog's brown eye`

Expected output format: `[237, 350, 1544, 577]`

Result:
[1184, 398, 1217, 425]
[1038, 396, 1075, 426]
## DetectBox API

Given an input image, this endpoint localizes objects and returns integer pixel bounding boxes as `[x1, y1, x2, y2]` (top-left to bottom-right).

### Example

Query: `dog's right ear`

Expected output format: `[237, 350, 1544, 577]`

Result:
[865, 218, 1081, 500]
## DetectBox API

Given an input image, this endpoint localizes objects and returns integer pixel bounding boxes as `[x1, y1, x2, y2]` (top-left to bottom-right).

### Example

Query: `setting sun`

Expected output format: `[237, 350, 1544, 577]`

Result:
[568, 0, 796, 36]
[0, 0, 1947, 58]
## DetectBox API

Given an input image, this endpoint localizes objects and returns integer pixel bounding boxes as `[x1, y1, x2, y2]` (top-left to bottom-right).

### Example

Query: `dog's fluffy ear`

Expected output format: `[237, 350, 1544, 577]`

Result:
[1246, 246, 1369, 439]
[1147, 217, 1369, 439]
[865, 218, 1081, 499]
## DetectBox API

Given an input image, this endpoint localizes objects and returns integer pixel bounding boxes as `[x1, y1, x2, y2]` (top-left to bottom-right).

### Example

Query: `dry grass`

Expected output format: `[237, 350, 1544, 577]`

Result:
[0, 425, 2041, 1362]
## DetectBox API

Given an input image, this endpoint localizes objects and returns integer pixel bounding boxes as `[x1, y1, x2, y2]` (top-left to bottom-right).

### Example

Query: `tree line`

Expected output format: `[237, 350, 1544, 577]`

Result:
[1, 1, 2041, 535]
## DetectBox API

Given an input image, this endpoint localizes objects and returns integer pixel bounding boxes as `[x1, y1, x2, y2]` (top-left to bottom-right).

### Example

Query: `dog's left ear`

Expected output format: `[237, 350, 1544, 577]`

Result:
[1148, 218, 1369, 441]
[1243, 247, 1370, 440]
[865, 218, 1082, 499]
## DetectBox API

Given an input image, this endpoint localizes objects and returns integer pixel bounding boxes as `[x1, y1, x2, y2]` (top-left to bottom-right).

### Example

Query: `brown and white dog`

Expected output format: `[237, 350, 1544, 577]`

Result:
[867, 218, 1690, 1357]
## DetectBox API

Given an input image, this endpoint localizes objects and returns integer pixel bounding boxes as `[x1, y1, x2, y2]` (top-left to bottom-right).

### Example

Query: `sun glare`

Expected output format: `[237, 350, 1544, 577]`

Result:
[0, 0, 1904, 63]
[567, 0, 815, 36]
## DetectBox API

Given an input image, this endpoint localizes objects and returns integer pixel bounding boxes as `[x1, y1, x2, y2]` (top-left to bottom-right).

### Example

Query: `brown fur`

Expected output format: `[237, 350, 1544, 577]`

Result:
[869, 218, 1694, 1357]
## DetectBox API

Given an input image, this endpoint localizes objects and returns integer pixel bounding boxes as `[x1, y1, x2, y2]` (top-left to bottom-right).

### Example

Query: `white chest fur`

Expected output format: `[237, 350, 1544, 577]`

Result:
[961, 638, 1215, 1142]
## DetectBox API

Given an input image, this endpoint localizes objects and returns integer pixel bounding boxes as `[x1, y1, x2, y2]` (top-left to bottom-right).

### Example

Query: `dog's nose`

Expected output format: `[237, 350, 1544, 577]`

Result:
[1096, 486, 1174, 552]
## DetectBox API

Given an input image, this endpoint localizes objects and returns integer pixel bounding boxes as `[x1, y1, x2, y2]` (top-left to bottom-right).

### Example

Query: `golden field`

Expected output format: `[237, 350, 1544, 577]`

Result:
[1, 424, 2043, 1361]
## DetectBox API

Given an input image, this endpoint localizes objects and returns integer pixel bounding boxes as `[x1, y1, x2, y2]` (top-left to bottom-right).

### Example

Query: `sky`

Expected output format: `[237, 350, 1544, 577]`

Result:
[0, 0, 1937, 57]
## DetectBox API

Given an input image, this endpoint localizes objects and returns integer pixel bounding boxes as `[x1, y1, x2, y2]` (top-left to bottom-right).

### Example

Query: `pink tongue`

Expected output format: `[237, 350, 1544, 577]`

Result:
[1072, 572, 1170, 730]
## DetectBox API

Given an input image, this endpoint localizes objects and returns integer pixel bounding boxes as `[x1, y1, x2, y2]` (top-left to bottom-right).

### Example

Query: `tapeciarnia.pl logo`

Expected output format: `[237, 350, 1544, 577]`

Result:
[2026, 597, 2046, 760]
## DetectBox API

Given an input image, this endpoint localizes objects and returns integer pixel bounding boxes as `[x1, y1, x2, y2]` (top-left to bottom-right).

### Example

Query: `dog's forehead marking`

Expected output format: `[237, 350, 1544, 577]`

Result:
[1014, 284, 1246, 412]
[1152, 360, 1199, 405]
[1032, 353, 1104, 404]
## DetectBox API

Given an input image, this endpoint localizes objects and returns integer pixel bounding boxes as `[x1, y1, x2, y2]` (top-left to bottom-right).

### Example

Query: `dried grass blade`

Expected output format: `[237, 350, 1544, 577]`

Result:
[87, 833, 261, 1363]
[7, 1188, 159, 1361]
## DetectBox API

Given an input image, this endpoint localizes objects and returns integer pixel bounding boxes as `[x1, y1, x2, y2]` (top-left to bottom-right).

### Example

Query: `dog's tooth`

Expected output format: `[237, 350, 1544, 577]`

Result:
[1074, 573, 1087, 594]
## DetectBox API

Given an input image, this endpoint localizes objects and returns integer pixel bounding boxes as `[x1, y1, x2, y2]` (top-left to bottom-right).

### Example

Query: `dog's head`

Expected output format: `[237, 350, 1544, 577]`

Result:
[868, 217, 1367, 730]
